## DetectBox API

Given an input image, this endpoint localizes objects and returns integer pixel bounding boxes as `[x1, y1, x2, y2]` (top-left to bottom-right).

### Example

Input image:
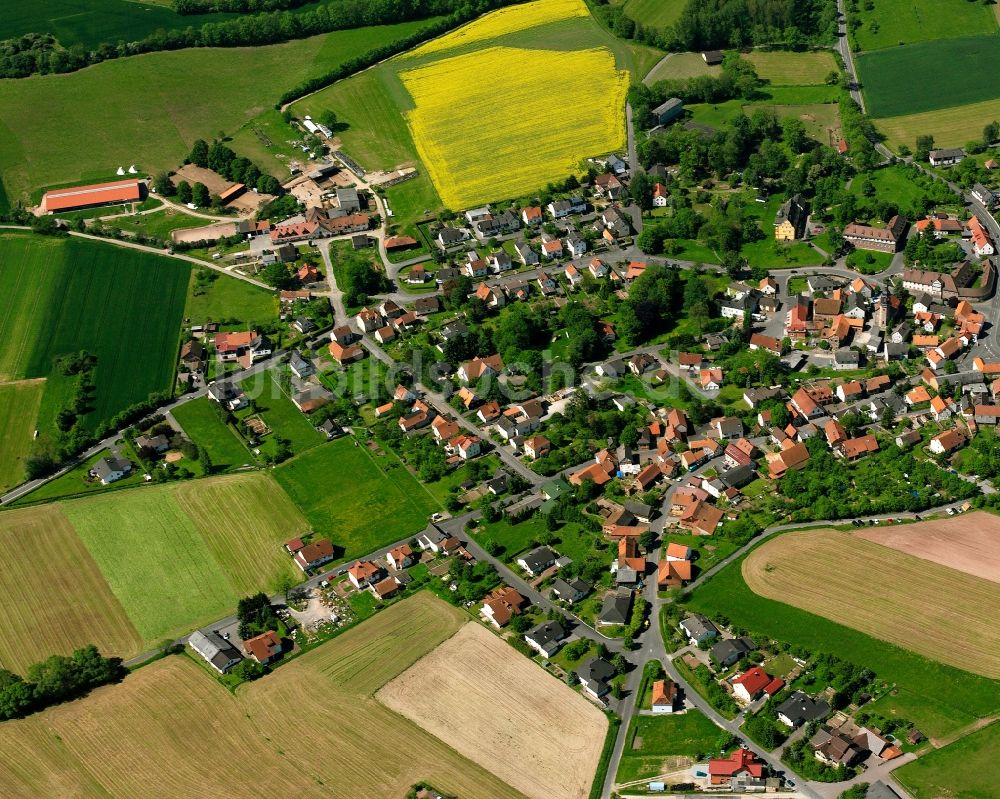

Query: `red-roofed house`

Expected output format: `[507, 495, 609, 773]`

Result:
[347, 560, 384, 589]
[708, 749, 765, 786]
[294, 539, 335, 572]
[732, 666, 784, 703]
[243, 630, 283, 664]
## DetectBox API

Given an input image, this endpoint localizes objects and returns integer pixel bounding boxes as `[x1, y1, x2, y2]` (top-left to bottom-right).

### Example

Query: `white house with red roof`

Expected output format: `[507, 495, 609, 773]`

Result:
[708, 749, 765, 787]
[732, 666, 784, 703]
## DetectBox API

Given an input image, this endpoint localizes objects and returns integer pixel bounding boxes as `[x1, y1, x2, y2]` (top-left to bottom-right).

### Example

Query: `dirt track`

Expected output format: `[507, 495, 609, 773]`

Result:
[376, 622, 608, 799]
[856, 512, 1000, 584]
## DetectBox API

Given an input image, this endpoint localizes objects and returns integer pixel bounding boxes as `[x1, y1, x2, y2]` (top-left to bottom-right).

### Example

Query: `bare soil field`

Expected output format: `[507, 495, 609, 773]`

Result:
[171, 221, 237, 243]
[377, 622, 609, 799]
[0, 593, 524, 799]
[856, 512, 1000, 584]
[744, 529, 1000, 678]
[0, 505, 143, 672]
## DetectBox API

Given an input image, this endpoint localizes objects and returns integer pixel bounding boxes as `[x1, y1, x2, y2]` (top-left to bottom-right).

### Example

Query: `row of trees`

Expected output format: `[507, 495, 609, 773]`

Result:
[0, 646, 126, 721]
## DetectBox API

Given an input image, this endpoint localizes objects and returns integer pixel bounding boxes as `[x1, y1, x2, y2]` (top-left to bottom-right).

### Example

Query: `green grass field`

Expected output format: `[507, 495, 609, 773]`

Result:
[615, 710, 725, 784]
[174, 473, 307, 594]
[172, 398, 253, 471]
[185, 269, 278, 328]
[859, 36, 1000, 118]
[851, 0, 997, 51]
[103, 208, 211, 242]
[645, 51, 720, 83]
[745, 50, 837, 86]
[686, 551, 1000, 739]
[7, 0, 237, 50]
[0, 234, 188, 434]
[876, 96, 1000, 150]
[0, 21, 441, 203]
[0, 380, 45, 492]
[895, 722, 1000, 798]
[62, 488, 239, 641]
[239, 370, 326, 455]
[273, 437, 440, 561]
[621, 0, 686, 31]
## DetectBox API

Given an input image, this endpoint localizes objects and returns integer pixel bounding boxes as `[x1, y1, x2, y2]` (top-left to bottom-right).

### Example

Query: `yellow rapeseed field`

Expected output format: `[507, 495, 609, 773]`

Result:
[401, 45, 628, 208]
[409, 0, 590, 58]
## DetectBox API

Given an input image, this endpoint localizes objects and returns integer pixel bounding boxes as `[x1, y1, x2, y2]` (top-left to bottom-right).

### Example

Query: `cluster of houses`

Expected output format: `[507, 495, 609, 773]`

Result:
[189, 627, 284, 675]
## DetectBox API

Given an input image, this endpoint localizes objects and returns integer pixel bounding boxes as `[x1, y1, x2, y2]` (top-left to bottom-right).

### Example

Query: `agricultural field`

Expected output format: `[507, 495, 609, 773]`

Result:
[401, 45, 628, 208]
[686, 544, 1000, 739]
[273, 437, 441, 561]
[858, 36, 1000, 118]
[850, 0, 997, 51]
[0, 594, 525, 799]
[295, 0, 656, 215]
[856, 511, 1000, 584]
[615, 710, 726, 785]
[7, 0, 236, 50]
[0, 505, 143, 673]
[620, 0, 686, 31]
[645, 51, 720, 83]
[0, 234, 188, 432]
[0, 21, 441, 202]
[743, 529, 1000, 678]
[875, 97, 1000, 151]
[895, 721, 1000, 799]
[185, 269, 279, 328]
[744, 50, 837, 86]
[377, 622, 607, 799]
[171, 398, 253, 471]
[0, 379, 45, 492]
[173, 473, 307, 595]
[62, 489, 240, 642]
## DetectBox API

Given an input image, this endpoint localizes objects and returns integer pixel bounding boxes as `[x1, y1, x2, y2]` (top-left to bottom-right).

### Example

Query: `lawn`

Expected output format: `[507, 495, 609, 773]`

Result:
[62, 488, 239, 642]
[0, 234, 188, 433]
[895, 721, 1000, 799]
[615, 710, 726, 784]
[858, 36, 1000, 118]
[851, 0, 997, 51]
[273, 437, 441, 562]
[686, 547, 1000, 739]
[741, 237, 823, 268]
[0, 21, 441, 203]
[0, 504, 143, 672]
[171, 397, 254, 471]
[13, 448, 147, 506]
[0, 379, 45, 493]
[185, 268, 278, 328]
[476, 514, 550, 558]
[238, 369, 326, 455]
[173, 473, 307, 595]
[644, 51, 720, 83]
[745, 50, 837, 86]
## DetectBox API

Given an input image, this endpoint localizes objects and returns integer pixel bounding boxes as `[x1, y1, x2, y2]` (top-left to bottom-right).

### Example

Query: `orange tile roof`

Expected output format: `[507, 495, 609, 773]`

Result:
[42, 179, 143, 211]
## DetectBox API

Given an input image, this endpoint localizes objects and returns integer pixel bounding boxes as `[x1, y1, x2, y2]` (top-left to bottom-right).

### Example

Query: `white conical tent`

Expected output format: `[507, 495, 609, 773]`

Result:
[116, 166, 125, 175]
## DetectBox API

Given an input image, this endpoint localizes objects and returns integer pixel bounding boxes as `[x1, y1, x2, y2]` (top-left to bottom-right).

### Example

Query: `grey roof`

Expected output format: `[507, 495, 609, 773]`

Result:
[93, 457, 130, 479]
[551, 577, 591, 600]
[518, 546, 556, 573]
[835, 349, 860, 365]
[189, 630, 241, 670]
[526, 620, 565, 647]
[721, 463, 756, 489]
[577, 656, 615, 693]
[599, 591, 633, 624]
[867, 782, 903, 799]
[711, 636, 754, 664]
[624, 500, 653, 518]
[680, 614, 718, 639]
[777, 691, 830, 726]
[652, 97, 683, 116]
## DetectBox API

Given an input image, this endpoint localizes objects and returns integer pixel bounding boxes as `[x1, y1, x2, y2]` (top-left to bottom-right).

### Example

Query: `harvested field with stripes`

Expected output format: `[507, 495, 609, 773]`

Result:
[743, 529, 1000, 678]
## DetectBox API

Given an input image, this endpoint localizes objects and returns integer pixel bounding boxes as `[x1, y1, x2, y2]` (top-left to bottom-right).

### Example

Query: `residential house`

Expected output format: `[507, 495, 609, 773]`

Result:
[480, 586, 527, 628]
[243, 630, 283, 665]
[929, 428, 965, 454]
[524, 435, 551, 460]
[699, 368, 723, 390]
[928, 148, 965, 167]
[386, 544, 413, 570]
[843, 215, 908, 253]
[652, 182, 669, 207]
[651, 679, 679, 713]
[328, 341, 364, 365]
[355, 307, 383, 333]
[652, 97, 684, 125]
[458, 354, 503, 382]
[657, 558, 693, 588]
[135, 434, 169, 454]
[521, 206, 543, 226]
[732, 666, 784, 703]
[92, 457, 132, 485]
[749, 333, 782, 356]
[777, 691, 830, 728]
[550, 577, 591, 603]
[598, 591, 633, 626]
[541, 237, 563, 259]
[515, 240, 539, 265]
[711, 636, 755, 668]
[679, 614, 718, 645]
[294, 539, 335, 572]
[208, 380, 248, 411]
[767, 441, 810, 478]
[577, 656, 616, 699]
[708, 750, 765, 788]
[524, 621, 566, 658]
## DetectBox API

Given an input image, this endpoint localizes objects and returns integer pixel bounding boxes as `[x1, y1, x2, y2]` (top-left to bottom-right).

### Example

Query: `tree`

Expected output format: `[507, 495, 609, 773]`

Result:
[983, 121, 999, 146]
[233, 659, 266, 682]
[272, 573, 295, 604]
[152, 171, 175, 196]
[318, 109, 338, 130]
[915, 134, 935, 161]
[782, 118, 808, 154]
[177, 181, 192, 204]
[638, 529, 657, 551]
[508, 614, 531, 633]
[189, 139, 209, 168]
[192, 182, 210, 207]
[611, 653, 628, 674]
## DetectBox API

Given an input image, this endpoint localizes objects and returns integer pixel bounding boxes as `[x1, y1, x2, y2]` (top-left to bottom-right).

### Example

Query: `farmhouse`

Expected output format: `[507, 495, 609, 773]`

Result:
[189, 630, 242, 674]
[928, 148, 964, 167]
[41, 178, 144, 213]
